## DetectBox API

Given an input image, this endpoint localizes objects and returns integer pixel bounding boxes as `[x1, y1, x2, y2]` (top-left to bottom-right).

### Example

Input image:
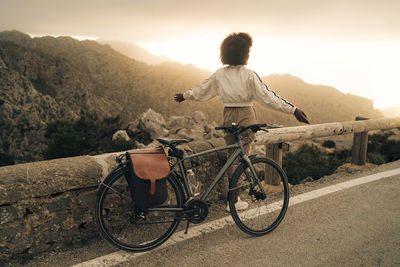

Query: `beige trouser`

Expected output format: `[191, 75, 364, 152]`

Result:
[223, 107, 257, 201]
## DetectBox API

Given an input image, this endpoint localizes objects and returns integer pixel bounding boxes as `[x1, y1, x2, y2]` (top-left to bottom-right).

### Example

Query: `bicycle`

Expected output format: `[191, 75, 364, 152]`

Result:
[95, 123, 289, 252]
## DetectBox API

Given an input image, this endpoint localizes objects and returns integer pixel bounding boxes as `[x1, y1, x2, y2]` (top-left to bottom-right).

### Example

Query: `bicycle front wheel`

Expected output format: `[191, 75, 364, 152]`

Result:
[228, 157, 289, 236]
[95, 164, 184, 252]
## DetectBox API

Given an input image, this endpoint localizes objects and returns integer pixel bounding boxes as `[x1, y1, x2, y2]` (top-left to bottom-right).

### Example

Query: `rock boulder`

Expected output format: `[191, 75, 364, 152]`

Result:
[112, 130, 130, 142]
[127, 108, 168, 141]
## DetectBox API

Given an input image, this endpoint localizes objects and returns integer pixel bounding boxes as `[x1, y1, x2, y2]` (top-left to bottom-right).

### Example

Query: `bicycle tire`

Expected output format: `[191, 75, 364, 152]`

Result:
[228, 157, 289, 236]
[95, 163, 184, 252]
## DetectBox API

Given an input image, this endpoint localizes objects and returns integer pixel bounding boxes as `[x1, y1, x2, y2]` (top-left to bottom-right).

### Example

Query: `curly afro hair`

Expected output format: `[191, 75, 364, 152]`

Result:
[220, 32, 253, 66]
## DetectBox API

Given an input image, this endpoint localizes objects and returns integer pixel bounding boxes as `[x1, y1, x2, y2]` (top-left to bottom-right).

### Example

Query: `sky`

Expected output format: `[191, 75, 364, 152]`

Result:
[1, 0, 399, 110]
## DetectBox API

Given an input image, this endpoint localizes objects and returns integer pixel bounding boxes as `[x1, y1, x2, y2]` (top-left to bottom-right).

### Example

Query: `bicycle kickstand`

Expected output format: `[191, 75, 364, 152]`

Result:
[184, 221, 190, 234]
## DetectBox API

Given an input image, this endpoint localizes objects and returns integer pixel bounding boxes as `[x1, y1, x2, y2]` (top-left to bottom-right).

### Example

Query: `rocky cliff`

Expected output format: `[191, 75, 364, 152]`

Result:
[0, 31, 208, 164]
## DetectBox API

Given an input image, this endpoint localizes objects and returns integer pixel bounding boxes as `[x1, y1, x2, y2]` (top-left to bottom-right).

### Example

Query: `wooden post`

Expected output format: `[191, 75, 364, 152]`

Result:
[351, 116, 369, 165]
[265, 143, 289, 185]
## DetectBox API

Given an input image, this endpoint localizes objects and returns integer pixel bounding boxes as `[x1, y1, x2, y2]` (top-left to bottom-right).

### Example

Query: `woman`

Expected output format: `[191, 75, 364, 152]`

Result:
[174, 32, 309, 211]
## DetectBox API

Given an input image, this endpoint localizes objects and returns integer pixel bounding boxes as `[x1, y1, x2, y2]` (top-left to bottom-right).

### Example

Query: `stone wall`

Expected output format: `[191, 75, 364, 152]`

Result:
[0, 140, 227, 261]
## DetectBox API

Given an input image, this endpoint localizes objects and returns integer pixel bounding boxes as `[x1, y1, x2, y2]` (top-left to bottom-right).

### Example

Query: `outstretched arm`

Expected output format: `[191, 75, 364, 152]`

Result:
[250, 71, 310, 124]
[251, 71, 296, 114]
[176, 72, 218, 103]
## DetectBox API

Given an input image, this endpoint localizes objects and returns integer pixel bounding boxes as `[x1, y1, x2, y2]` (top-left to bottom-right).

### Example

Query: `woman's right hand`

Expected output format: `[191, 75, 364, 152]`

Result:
[174, 94, 185, 102]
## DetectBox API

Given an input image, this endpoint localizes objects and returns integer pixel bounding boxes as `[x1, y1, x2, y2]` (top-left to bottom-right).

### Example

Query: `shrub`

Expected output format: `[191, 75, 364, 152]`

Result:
[334, 148, 352, 162]
[368, 133, 400, 163]
[322, 139, 336, 148]
[44, 111, 137, 159]
[283, 144, 343, 184]
[44, 119, 82, 159]
[367, 152, 385, 165]
[0, 153, 14, 167]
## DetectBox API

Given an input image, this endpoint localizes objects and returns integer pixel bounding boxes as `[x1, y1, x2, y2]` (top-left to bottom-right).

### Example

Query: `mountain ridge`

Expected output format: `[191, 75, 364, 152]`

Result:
[0, 30, 381, 164]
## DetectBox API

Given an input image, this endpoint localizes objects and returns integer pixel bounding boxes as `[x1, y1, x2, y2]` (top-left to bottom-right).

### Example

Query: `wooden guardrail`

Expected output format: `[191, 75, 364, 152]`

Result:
[257, 117, 400, 184]
[257, 117, 400, 145]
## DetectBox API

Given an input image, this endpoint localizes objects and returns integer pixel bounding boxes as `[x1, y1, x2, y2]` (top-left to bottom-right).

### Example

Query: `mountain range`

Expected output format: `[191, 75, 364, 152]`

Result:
[0, 30, 382, 164]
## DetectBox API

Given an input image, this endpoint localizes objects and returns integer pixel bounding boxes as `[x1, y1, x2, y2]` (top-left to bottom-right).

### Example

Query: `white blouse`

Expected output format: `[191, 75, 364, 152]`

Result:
[183, 65, 296, 114]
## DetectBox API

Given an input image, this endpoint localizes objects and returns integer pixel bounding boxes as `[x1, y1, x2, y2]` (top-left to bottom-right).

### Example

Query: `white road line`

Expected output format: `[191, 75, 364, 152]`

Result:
[72, 168, 400, 267]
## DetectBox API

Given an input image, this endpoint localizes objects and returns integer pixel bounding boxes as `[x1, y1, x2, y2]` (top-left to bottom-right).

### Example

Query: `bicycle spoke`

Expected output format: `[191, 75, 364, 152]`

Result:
[100, 182, 131, 201]
[228, 181, 251, 192]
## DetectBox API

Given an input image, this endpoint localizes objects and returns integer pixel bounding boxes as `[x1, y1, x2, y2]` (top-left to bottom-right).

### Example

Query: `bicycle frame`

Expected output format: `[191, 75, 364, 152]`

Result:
[169, 138, 263, 202]
[146, 136, 268, 214]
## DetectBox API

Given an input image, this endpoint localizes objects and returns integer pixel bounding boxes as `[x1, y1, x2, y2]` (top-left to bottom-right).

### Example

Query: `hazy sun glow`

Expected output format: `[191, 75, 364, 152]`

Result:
[138, 34, 224, 71]
[139, 36, 400, 110]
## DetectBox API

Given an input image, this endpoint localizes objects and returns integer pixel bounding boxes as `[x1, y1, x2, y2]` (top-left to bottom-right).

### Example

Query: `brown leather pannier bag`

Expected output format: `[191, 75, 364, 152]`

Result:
[126, 147, 170, 207]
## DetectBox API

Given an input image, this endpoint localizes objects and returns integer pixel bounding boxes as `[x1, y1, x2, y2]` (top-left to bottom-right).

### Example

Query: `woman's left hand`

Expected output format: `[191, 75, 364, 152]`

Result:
[174, 94, 185, 102]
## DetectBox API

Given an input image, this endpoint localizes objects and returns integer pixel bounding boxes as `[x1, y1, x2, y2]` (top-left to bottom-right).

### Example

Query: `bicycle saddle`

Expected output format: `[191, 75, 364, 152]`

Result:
[157, 138, 190, 146]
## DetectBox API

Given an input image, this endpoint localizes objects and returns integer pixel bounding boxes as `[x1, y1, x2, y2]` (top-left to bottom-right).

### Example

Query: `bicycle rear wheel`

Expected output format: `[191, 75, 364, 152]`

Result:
[228, 157, 289, 236]
[95, 163, 184, 252]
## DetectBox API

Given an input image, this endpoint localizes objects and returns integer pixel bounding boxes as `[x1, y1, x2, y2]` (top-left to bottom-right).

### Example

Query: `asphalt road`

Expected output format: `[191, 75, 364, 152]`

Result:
[121, 173, 400, 266]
